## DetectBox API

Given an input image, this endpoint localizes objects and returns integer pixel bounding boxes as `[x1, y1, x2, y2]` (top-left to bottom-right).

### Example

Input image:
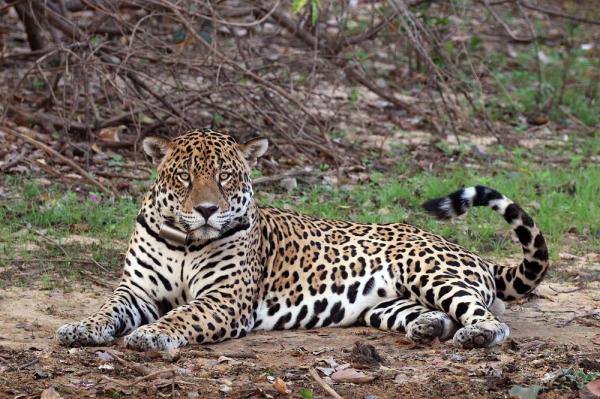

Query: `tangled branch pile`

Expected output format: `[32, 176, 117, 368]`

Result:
[1, 0, 598, 168]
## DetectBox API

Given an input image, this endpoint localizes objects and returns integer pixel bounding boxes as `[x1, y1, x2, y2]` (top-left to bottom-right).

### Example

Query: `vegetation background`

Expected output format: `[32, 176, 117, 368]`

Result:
[0, 1, 599, 398]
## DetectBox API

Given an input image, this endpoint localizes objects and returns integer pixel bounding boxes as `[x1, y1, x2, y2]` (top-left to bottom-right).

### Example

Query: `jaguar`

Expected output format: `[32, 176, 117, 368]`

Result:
[56, 129, 549, 350]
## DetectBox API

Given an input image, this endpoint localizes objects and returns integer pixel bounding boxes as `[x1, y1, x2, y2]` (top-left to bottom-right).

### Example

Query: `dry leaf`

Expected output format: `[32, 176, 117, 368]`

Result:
[586, 379, 600, 397]
[316, 367, 335, 376]
[273, 377, 290, 395]
[331, 368, 376, 384]
[98, 126, 124, 144]
[40, 387, 62, 399]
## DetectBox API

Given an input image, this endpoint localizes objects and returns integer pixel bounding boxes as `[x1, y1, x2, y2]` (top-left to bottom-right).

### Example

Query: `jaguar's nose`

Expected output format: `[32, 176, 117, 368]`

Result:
[195, 204, 219, 220]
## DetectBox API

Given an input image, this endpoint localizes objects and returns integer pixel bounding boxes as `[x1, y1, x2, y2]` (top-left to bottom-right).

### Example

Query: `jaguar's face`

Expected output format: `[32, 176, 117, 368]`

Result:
[143, 130, 268, 241]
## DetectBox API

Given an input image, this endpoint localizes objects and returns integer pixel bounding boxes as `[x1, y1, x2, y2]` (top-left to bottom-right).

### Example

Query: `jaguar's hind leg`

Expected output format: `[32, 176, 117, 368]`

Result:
[363, 297, 457, 344]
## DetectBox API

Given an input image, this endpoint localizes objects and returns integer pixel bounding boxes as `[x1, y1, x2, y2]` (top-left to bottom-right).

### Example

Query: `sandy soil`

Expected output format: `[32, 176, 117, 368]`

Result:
[1, 276, 599, 399]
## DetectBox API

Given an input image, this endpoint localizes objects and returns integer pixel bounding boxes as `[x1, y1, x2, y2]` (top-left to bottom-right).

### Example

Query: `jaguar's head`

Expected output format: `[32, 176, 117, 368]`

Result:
[142, 129, 268, 241]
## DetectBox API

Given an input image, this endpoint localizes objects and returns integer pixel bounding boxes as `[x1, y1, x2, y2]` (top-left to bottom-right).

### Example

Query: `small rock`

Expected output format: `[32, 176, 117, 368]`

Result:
[351, 342, 384, 366]
[279, 177, 297, 192]
[95, 351, 114, 362]
[233, 28, 248, 37]
[34, 370, 50, 379]
[450, 354, 464, 362]
[393, 373, 410, 384]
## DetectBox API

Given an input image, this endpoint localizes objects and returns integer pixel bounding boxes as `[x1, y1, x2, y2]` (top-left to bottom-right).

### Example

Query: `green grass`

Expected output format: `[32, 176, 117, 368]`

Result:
[0, 177, 138, 287]
[261, 164, 600, 258]
[1, 163, 598, 287]
[486, 44, 600, 127]
[1, 179, 138, 239]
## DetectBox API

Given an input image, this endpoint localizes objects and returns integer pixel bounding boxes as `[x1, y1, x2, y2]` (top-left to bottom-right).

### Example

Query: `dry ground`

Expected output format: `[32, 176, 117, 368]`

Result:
[0, 256, 599, 398]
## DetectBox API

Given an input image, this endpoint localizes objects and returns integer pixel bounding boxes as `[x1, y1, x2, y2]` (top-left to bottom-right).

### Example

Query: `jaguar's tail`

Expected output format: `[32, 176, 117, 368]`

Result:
[422, 186, 549, 301]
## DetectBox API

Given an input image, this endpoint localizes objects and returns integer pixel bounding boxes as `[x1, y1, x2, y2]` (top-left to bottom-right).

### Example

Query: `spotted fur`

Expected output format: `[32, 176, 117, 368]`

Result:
[56, 129, 549, 350]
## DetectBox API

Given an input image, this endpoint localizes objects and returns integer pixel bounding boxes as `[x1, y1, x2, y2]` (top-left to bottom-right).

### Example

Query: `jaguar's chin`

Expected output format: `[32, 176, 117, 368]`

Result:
[189, 225, 222, 241]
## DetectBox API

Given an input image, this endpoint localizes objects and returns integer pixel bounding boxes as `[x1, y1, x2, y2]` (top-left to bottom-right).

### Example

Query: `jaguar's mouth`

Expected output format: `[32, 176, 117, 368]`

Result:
[189, 224, 223, 241]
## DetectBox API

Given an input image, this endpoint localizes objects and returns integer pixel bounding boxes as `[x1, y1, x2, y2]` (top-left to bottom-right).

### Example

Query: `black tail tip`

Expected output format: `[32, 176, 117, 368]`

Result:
[422, 197, 452, 220]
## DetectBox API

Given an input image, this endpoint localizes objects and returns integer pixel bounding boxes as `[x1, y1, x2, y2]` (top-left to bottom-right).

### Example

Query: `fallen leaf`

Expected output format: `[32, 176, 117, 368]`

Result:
[273, 377, 290, 395]
[317, 356, 339, 368]
[509, 385, 542, 399]
[207, 355, 240, 367]
[316, 367, 335, 376]
[331, 368, 376, 384]
[40, 387, 62, 399]
[586, 379, 600, 397]
[98, 126, 124, 144]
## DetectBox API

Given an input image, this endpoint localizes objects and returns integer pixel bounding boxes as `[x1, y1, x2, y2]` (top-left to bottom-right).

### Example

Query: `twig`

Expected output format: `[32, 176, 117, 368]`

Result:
[562, 310, 600, 327]
[101, 369, 177, 388]
[7, 105, 88, 133]
[548, 285, 583, 294]
[161, 1, 327, 137]
[343, 64, 416, 112]
[190, 349, 258, 359]
[10, 0, 46, 50]
[79, 270, 117, 289]
[0, 150, 27, 171]
[0, 126, 116, 196]
[1, 257, 111, 272]
[6, 358, 40, 372]
[518, 1, 600, 26]
[94, 171, 150, 179]
[253, 170, 321, 186]
[309, 368, 343, 399]
[481, 0, 534, 43]
[32, 230, 69, 258]
[105, 349, 152, 376]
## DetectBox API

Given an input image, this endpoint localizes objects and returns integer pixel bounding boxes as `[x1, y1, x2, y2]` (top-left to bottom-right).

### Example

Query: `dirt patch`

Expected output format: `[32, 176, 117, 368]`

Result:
[0, 280, 599, 398]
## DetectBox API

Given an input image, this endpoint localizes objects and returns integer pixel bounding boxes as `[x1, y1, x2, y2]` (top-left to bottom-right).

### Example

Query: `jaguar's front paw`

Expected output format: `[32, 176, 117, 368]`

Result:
[125, 325, 187, 351]
[453, 321, 510, 349]
[56, 320, 115, 347]
[406, 311, 458, 344]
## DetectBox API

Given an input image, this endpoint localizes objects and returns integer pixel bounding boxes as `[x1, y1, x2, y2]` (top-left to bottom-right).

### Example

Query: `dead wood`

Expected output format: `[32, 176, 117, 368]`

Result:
[1, 126, 116, 196]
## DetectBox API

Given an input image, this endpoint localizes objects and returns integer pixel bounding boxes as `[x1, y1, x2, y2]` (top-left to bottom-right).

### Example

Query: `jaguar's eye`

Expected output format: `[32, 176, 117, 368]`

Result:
[178, 172, 190, 182]
[219, 172, 231, 181]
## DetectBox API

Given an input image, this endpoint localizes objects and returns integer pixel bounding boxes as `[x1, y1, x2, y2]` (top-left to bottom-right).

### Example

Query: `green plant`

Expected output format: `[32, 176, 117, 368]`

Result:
[292, 0, 321, 26]
[299, 387, 314, 399]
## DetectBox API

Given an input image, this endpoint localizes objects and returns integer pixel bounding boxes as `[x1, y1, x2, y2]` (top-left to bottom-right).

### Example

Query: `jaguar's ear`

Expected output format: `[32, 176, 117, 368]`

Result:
[239, 137, 268, 167]
[143, 136, 171, 165]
